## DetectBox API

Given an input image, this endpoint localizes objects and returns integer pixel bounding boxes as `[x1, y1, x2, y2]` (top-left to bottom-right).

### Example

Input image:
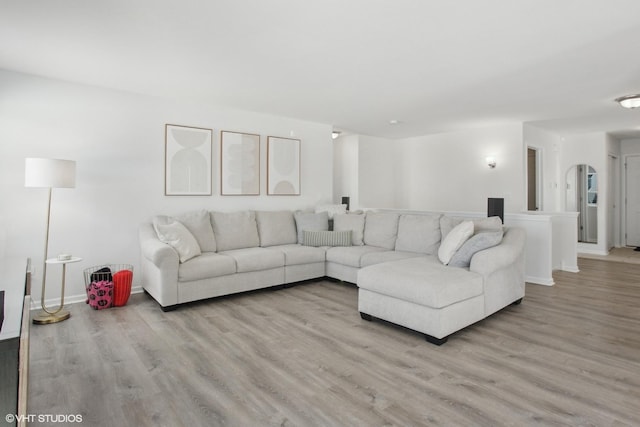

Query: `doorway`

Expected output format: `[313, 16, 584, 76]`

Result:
[625, 155, 640, 247]
[608, 154, 619, 250]
[575, 165, 598, 243]
[527, 147, 541, 211]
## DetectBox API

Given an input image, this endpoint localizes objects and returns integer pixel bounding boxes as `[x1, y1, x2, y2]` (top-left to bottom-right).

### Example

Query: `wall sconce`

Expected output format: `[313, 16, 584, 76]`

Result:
[486, 156, 496, 169]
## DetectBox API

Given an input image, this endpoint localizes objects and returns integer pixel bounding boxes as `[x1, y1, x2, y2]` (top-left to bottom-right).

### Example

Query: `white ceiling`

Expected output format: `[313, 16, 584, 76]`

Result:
[2, 0, 640, 139]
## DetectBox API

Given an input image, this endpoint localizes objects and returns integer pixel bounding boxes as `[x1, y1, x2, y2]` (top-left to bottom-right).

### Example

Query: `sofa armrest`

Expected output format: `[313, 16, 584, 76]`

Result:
[469, 227, 525, 276]
[139, 223, 180, 307]
[139, 223, 179, 267]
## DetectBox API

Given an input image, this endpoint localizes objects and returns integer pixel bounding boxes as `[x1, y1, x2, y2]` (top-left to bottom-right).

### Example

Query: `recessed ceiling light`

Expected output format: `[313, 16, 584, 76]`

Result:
[389, 119, 401, 125]
[615, 94, 640, 109]
[331, 131, 341, 139]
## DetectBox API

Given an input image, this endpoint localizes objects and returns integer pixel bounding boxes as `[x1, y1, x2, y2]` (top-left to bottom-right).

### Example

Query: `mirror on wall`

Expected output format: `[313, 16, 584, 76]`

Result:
[566, 164, 597, 243]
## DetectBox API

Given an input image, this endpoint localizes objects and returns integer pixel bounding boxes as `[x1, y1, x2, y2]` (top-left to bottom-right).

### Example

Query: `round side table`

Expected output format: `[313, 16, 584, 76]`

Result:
[33, 257, 82, 325]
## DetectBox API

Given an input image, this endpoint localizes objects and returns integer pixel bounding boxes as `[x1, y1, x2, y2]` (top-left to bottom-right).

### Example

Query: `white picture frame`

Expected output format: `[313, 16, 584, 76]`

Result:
[165, 124, 212, 196]
[220, 131, 261, 196]
[267, 136, 300, 195]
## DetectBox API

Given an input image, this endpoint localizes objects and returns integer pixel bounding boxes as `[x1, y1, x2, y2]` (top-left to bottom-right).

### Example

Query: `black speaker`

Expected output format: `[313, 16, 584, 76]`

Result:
[341, 196, 350, 211]
[488, 198, 504, 224]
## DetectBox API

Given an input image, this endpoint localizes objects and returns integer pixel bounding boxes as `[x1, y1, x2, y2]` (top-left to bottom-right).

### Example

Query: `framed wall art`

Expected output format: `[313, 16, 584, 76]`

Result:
[267, 136, 300, 195]
[220, 130, 260, 195]
[165, 124, 212, 196]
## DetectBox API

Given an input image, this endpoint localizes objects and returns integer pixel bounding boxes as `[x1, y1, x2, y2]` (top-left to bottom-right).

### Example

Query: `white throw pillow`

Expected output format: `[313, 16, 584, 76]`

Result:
[438, 220, 474, 265]
[154, 220, 201, 263]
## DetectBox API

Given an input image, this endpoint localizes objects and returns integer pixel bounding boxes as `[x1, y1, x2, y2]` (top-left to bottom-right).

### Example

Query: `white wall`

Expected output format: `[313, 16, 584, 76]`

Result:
[358, 135, 396, 209]
[333, 134, 359, 209]
[0, 70, 334, 303]
[390, 123, 525, 213]
[523, 124, 563, 211]
[621, 138, 640, 155]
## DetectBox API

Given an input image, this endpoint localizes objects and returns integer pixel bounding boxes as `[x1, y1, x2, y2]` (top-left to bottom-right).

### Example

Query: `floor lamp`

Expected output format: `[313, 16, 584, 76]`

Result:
[25, 158, 76, 325]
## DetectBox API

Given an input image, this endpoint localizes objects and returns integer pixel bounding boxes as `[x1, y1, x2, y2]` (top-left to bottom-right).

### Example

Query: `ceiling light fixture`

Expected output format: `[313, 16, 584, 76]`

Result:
[332, 131, 341, 139]
[615, 94, 640, 109]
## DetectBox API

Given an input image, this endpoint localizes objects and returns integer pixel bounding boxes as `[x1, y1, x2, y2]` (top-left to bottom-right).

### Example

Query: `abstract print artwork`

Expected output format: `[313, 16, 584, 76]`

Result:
[220, 131, 260, 195]
[165, 124, 212, 195]
[267, 136, 300, 195]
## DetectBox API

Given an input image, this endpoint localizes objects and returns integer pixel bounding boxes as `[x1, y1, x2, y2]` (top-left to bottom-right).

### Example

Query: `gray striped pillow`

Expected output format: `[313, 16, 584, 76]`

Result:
[303, 230, 352, 247]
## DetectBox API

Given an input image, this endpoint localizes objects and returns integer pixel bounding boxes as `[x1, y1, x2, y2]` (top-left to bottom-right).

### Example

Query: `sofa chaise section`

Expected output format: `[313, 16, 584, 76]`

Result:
[357, 226, 526, 344]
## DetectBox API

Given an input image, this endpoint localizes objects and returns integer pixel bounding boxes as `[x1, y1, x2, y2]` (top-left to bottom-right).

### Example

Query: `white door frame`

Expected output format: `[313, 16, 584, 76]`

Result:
[526, 145, 543, 211]
[608, 154, 620, 249]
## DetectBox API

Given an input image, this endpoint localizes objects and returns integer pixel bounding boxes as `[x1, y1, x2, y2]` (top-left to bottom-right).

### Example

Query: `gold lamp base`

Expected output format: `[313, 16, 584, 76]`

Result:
[32, 309, 70, 325]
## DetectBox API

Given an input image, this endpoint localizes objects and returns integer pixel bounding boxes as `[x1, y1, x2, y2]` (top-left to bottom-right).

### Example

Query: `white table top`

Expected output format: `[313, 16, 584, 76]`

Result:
[45, 257, 82, 265]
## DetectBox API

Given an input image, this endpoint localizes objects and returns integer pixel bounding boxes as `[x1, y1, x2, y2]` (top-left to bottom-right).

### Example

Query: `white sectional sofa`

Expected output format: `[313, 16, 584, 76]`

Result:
[139, 209, 525, 344]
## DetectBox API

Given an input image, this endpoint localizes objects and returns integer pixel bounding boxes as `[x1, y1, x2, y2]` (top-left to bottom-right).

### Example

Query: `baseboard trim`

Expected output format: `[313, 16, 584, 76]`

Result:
[30, 286, 144, 310]
[526, 275, 554, 286]
[561, 263, 580, 273]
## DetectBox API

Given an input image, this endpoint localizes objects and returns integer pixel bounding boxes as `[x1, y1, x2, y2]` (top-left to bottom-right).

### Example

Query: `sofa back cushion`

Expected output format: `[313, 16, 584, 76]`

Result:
[294, 211, 329, 244]
[211, 211, 260, 251]
[333, 213, 365, 245]
[255, 210, 298, 247]
[363, 212, 400, 250]
[395, 213, 442, 254]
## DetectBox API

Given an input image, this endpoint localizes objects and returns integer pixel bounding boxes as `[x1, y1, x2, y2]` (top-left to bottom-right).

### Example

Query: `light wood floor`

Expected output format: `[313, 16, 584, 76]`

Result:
[28, 258, 640, 426]
[579, 246, 640, 265]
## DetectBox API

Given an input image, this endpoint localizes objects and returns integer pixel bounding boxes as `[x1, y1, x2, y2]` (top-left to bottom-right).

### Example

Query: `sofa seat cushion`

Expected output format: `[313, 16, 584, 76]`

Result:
[357, 257, 483, 309]
[326, 245, 387, 268]
[220, 247, 285, 273]
[268, 244, 326, 266]
[178, 252, 236, 282]
[360, 250, 424, 267]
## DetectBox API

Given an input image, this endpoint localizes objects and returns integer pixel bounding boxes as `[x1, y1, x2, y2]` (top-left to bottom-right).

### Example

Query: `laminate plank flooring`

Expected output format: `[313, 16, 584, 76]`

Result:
[27, 258, 640, 426]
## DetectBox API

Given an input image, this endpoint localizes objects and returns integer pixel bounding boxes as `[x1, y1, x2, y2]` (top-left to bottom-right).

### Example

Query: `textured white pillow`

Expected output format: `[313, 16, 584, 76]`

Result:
[448, 230, 503, 268]
[154, 220, 201, 263]
[438, 220, 474, 265]
[315, 204, 347, 219]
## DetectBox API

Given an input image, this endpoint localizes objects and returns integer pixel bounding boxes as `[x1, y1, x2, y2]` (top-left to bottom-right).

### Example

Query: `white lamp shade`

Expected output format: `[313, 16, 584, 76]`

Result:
[25, 158, 76, 188]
